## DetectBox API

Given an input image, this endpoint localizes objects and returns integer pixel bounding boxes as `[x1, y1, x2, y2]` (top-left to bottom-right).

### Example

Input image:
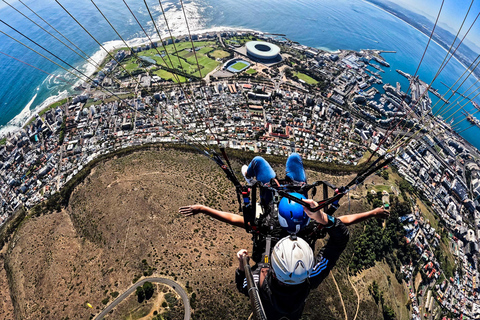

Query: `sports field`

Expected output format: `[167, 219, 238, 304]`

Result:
[120, 40, 224, 81]
[294, 71, 318, 85]
[230, 62, 248, 71]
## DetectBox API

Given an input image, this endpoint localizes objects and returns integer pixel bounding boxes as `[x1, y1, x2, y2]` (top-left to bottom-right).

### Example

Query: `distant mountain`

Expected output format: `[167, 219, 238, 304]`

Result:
[366, 0, 480, 79]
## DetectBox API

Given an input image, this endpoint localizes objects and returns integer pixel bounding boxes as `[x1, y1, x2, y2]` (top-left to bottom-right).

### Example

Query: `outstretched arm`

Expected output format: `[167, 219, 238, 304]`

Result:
[337, 207, 389, 226]
[302, 200, 389, 226]
[179, 205, 245, 228]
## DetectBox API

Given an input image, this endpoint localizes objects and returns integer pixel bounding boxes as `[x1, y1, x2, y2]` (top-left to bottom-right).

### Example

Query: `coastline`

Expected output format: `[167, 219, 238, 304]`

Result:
[0, 26, 255, 137]
[6, 26, 480, 155]
[362, 0, 480, 83]
[3, 0, 480, 138]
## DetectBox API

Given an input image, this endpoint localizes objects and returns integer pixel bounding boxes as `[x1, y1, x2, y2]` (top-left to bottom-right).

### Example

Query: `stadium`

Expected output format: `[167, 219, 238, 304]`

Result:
[246, 41, 281, 60]
[224, 58, 251, 73]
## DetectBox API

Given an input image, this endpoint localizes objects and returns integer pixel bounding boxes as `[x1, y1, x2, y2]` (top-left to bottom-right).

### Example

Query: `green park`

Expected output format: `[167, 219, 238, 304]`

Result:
[118, 41, 230, 82]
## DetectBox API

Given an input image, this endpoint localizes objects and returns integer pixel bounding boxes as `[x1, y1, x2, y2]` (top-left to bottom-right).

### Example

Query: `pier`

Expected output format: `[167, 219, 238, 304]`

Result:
[441, 81, 468, 99]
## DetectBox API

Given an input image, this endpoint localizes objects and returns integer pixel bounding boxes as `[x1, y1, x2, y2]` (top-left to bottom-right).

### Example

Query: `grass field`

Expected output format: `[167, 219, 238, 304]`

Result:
[372, 185, 391, 193]
[294, 71, 318, 84]
[246, 68, 257, 74]
[136, 41, 221, 79]
[224, 35, 258, 46]
[210, 50, 230, 59]
[231, 62, 248, 71]
[123, 61, 139, 71]
[153, 69, 186, 83]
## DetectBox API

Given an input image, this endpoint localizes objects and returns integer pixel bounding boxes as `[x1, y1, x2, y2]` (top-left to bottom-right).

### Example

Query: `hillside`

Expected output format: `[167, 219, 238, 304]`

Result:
[0, 149, 408, 319]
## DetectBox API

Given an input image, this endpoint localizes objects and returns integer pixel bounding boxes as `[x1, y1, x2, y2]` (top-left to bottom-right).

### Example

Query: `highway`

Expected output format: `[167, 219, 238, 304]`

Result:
[95, 277, 191, 320]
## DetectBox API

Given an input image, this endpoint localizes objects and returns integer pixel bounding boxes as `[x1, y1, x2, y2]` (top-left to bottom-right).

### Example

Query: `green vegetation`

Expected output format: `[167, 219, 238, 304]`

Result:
[58, 117, 66, 144]
[123, 60, 139, 71]
[381, 170, 389, 180]
[0, 207, 26, 251]
[210, 50, 230, 59]
[141, 259, 156, 276]
[294, 71, 318, 84]
[230, 62, 248, 71]
[24, 98, 69, 127]
[397, 175, 457, 279]
[350, 195, 419, 276]
[84, 99, 104, 109]
[368, 280, 397, 319]
[0, 138, 6, 145]
[143, 281, 154, 300]
[372, 185, 391, 193]
[135, 40, 221, 79]
[435, 238, 455, 279]
[153, 69, 186, 83]
[223, 34, 258, 46]
[23, 142, 366, 249]
[245, 68, 257, 74]
[39, 98, 68, 117]
[198, 46, 214, 54]
[383, 305, 396, 320]
[132, 274, 141, 284]
[164, 292, 177, 307]
[136, 286, 145, 302]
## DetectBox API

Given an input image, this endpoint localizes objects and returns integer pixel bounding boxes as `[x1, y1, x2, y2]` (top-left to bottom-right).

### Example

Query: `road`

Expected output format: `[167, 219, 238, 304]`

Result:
[95, 277, 191, 320]
[217, 32, 225, 48]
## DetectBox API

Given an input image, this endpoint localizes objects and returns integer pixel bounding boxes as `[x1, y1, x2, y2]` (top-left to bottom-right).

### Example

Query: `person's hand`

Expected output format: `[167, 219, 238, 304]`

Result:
[302, 199, 328, 225]
[237, 249, 249, 271]
[373, 207, 390, 219]
[179, 205, 204, 216]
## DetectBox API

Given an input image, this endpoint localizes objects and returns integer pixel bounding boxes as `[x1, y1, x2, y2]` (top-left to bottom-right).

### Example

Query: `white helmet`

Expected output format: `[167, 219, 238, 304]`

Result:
[271, 236, 314, 285]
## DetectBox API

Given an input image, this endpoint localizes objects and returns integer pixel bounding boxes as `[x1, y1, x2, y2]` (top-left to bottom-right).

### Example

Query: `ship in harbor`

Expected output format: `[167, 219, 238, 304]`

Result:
[396, 69, 411, 79]
[473, 101, 480, 111]
[372, 55, 390, 67]
[462, 110, 480, 128]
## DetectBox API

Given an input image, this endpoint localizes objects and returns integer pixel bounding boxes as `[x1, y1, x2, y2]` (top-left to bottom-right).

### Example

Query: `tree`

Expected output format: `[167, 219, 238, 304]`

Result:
[366, 192, 374, 203]
[395, 270, 403, 283]
[383, 305, 396, 320]
[372, 198, 383, 208]
[369, 281, 381, 304]
[382, 170, 389, 180]
[136, 286, 145, 303]
[143, 281, 154, 300]
[393, 201, 411, 216]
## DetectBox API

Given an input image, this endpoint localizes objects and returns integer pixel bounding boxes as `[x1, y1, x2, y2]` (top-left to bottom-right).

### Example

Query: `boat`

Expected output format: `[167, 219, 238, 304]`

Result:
[472, 101, 480, 111]
[462, 110, 480, 128]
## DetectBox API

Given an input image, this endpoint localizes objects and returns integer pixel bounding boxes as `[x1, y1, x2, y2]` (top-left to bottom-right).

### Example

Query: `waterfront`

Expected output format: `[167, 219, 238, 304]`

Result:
[1, 0, 480, 148]
[1, 29, 480, 318]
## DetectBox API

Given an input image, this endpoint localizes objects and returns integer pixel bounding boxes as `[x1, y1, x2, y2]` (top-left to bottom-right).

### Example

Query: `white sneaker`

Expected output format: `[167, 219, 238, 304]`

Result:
[241, 165, 254, 184]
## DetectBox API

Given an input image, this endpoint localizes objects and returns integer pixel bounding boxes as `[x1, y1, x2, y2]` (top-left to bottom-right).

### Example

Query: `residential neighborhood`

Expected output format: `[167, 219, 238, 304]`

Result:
[1, 30, 480, 319]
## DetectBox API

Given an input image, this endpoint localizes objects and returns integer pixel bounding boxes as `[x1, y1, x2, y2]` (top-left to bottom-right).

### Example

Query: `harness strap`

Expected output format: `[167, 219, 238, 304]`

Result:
[264, 236, 272, 264]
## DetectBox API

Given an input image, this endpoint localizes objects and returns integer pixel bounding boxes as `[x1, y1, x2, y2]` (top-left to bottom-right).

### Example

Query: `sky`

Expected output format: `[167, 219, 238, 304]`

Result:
[392, 0, 480, 50]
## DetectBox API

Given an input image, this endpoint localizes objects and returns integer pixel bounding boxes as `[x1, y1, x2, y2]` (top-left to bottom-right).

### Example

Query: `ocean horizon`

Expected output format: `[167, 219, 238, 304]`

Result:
[1, 0, 480, 149]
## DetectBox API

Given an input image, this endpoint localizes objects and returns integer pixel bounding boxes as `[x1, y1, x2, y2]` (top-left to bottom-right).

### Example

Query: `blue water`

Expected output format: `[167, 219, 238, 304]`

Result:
[0, 0, 479, 149]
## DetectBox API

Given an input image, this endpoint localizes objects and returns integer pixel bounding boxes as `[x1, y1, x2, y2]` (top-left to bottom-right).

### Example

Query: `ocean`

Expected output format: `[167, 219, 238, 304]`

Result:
[0, 0, 479, 149]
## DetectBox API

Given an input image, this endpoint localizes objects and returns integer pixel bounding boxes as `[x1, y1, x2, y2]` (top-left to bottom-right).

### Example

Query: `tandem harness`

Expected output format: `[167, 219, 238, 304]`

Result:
[207, 148, 393, 256]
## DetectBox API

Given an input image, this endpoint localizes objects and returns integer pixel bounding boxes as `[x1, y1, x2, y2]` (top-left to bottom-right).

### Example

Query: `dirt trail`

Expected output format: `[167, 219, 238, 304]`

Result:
[347, 264, 360, 320]
[331, 272, 348, 320]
